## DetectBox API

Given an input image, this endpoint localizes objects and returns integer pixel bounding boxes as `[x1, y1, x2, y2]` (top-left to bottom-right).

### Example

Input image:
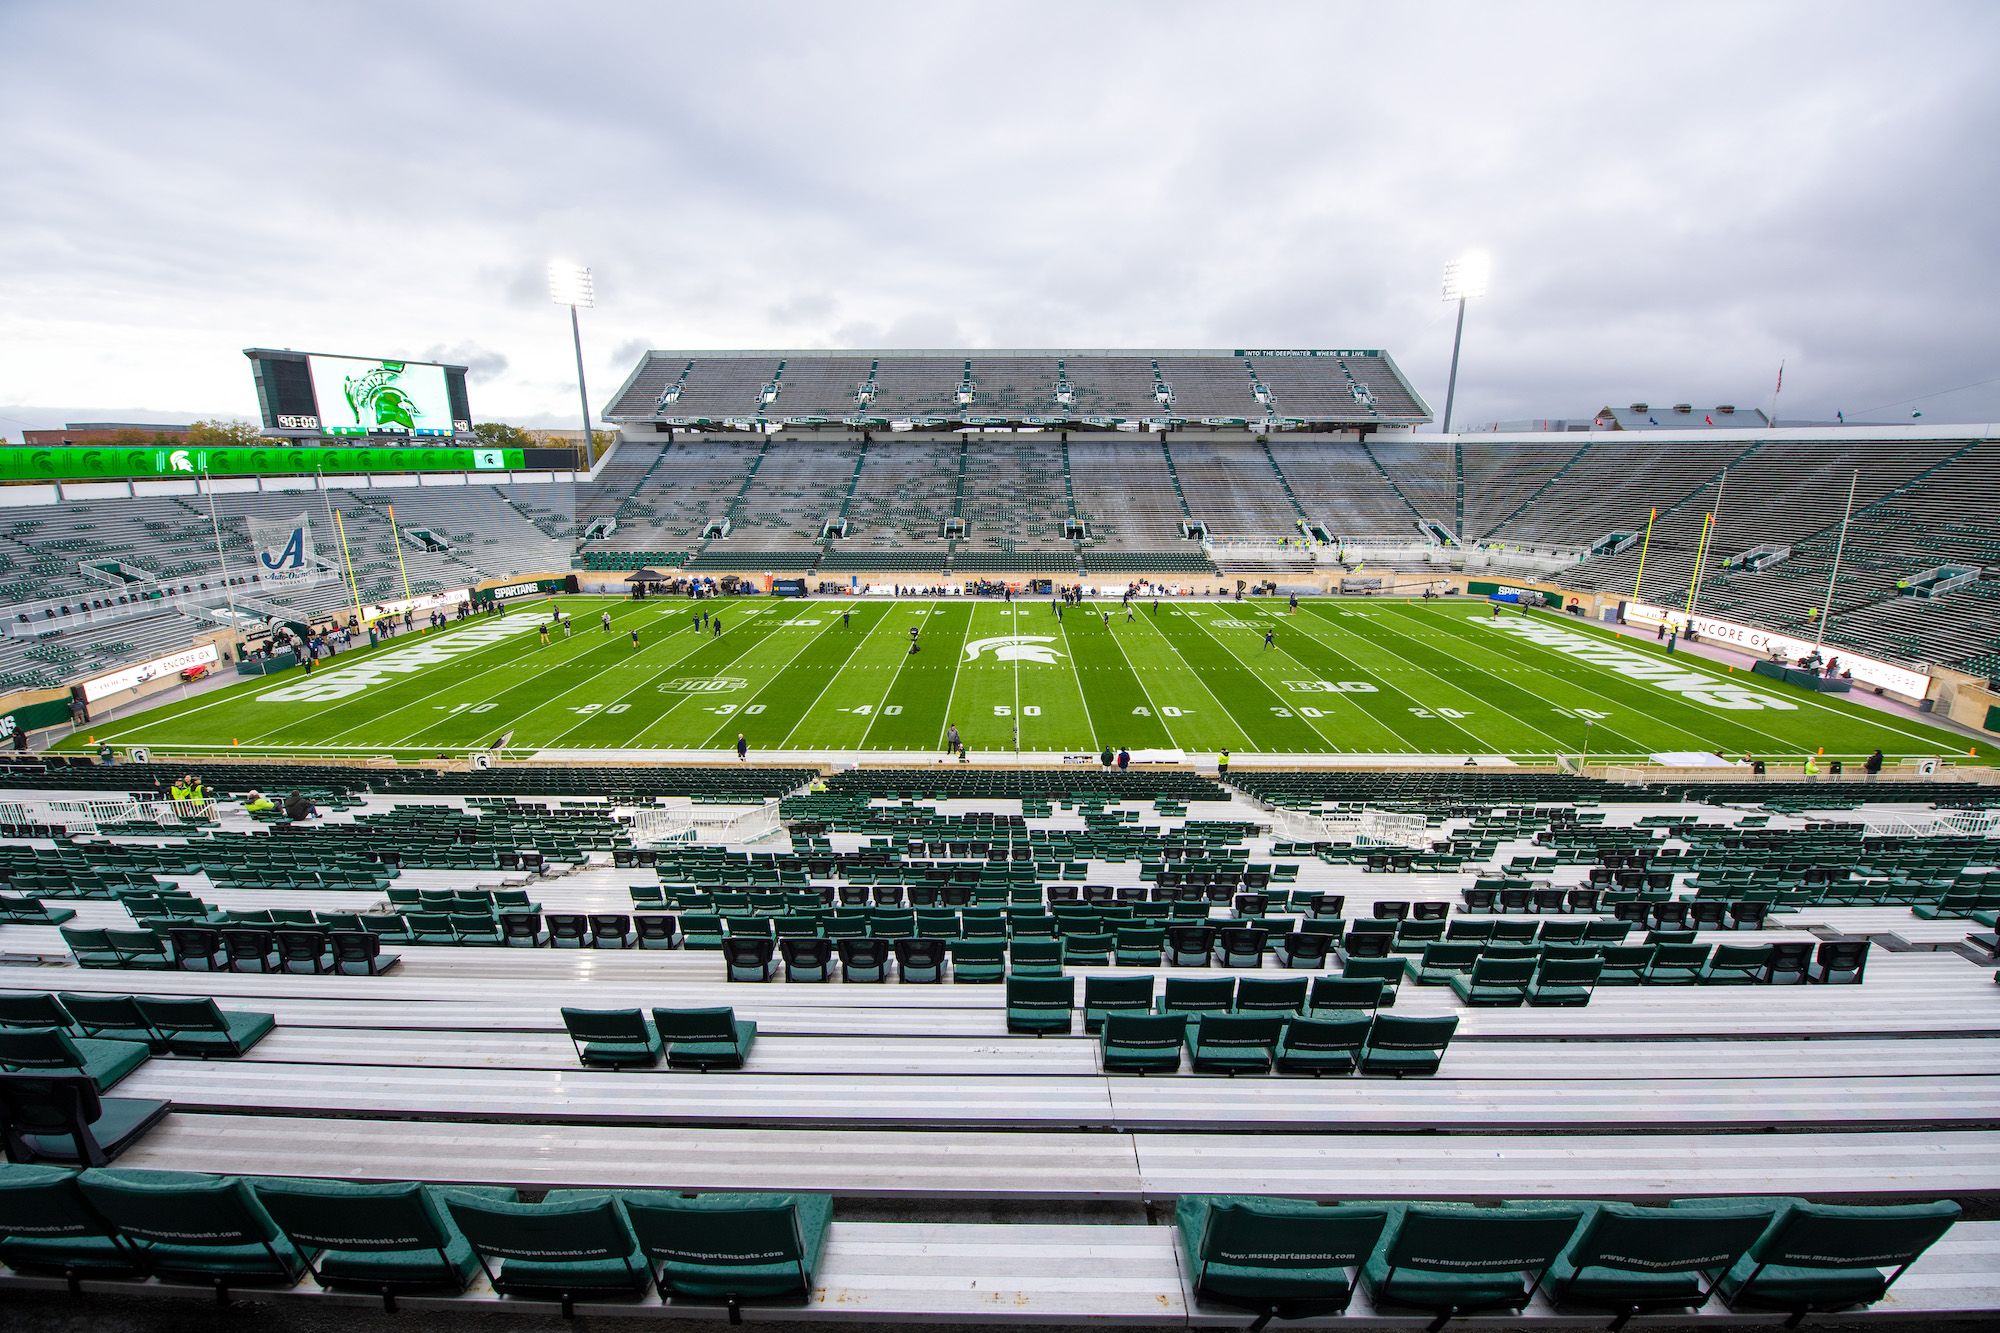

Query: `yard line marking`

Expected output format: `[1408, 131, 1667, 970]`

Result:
[276, 597, 663, 748]
[535, 605, 784, 750]
[605, 604, 817, 748]
[931, 604, 977, 750]
[1012, 631, 1021, 756]
[367, 600, 698, 748]
[400, 617, 725, 751]
[1239, 609, 1444, 753]
[689, 611, 851, 748]
[1293, 602, 1580, 756]
[1090, 612, 1171, 752]
[371, 600, 716, 749]
[1178, 602, 1425, 752]
[1381, 602, 1726, 754]
[775, 602, 898, 749]
[1400, 603, 1811, 756]
[102, 600, 641, 747]
[1118, 606, 1263, 751]
[1048, 605, 1103, 753]
[856, 603, 930, 751]
[1169, 603, 1359, 754]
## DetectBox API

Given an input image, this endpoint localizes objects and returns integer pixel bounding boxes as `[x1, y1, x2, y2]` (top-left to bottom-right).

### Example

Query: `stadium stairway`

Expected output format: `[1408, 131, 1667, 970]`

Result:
[1358, 441, 1431, 535]
[1259, 437, 1312, 532]
[1471, 438, 1596, 542]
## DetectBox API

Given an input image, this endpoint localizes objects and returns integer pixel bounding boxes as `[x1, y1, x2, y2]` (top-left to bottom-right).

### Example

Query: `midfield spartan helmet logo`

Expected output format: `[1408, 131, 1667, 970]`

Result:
[343, 362, 423, 430]
[962, 636, 1064, 664]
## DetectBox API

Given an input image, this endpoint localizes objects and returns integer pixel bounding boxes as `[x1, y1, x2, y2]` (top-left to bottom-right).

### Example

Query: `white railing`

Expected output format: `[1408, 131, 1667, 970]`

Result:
[1204, 540, 1328, 564]
[1860, 809, 2000, 839]
[0, 797, 211, 834]
[1266, 805, 1430, 849]
[1338, 541, 1440, 564]
[1267, 807, 1346, 842]
[1359, 808, 1431, 848]
[623, 800, 784, 847]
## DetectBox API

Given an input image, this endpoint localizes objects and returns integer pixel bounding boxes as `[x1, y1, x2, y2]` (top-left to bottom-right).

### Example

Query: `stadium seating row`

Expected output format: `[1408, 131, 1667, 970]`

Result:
[0, 1161, 1969, 1327]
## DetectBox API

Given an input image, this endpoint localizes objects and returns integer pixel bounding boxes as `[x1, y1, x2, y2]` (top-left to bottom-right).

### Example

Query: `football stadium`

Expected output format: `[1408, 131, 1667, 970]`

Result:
[4, 350, 2000, 1329]
[5, 6, 2000, 1331]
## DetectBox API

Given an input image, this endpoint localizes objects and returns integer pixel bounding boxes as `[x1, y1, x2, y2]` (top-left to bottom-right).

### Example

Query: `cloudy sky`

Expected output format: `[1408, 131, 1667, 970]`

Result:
[3, 0, 1996, 437]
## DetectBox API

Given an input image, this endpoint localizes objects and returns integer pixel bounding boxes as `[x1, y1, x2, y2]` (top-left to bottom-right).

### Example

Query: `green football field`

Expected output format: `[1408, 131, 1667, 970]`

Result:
[68, 595, 1983, 763]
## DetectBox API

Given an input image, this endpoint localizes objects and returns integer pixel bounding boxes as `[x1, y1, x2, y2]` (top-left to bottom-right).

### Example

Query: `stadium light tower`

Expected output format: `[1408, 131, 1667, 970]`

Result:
[548, 261, 596, 456]
[1439, 251, 1490, 434]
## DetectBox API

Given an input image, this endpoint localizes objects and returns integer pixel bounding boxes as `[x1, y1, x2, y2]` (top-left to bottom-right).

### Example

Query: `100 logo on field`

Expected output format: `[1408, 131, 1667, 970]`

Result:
[659, 677, 748, 693]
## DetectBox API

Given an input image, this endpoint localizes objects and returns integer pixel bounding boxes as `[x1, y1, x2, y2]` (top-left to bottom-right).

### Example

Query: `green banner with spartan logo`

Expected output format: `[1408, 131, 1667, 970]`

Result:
[0, 445, 528, 482]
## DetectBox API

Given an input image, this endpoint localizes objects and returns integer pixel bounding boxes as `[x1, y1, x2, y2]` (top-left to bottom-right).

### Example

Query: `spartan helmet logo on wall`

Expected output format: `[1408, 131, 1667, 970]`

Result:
[962, 636, 1064, 664]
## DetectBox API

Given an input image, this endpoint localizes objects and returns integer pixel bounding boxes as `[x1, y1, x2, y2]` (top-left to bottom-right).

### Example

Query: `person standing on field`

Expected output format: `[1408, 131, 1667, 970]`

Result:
[602, 610, 612, 632]
[630, 627, 640, 648]
[713, 615, 723, 638]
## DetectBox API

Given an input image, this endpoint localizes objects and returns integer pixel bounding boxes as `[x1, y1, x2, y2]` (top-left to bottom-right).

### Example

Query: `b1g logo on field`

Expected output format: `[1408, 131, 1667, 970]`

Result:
[963, 636, 1064, 664]
[659, 676, 747, 693]
[1283, 679, 1378, 693]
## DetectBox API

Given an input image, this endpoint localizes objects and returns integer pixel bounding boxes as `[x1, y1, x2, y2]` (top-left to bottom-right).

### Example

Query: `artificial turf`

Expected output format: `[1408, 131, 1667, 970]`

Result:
[67, 595, 1984, 763]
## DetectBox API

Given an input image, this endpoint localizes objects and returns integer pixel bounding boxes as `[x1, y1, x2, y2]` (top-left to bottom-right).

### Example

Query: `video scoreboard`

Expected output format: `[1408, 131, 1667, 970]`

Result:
[246, 348, 473, 439]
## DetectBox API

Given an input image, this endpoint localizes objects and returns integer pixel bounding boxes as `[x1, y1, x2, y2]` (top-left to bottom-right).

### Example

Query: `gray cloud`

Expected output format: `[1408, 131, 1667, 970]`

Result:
[610, 337, 653, 367]
[424, 343, 510, 381]
[3, 0, 1997, 436]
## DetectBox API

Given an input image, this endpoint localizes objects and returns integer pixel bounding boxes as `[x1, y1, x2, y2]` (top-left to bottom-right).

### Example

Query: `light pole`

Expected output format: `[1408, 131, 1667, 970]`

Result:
[1439, 252, 1490, 434]
[548, 261, 596, 460]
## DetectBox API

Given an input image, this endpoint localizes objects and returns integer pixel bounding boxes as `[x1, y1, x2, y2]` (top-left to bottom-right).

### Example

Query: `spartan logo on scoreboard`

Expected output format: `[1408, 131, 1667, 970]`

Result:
[307, 355, 456, 438]
[962, 636, 1064, 664]
[246, 513, 315, 581]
